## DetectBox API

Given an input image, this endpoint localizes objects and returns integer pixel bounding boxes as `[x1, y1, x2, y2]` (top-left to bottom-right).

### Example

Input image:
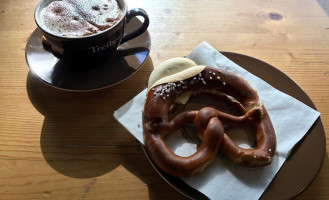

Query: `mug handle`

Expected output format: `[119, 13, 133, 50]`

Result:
[120, 8, 149, 44]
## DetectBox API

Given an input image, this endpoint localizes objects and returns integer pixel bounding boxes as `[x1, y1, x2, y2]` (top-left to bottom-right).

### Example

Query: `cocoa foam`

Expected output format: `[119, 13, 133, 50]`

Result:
[40, 0, 123, 37]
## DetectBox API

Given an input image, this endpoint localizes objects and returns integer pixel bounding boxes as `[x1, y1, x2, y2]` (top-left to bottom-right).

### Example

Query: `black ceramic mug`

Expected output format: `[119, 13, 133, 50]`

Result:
[34, 0, 149, 58]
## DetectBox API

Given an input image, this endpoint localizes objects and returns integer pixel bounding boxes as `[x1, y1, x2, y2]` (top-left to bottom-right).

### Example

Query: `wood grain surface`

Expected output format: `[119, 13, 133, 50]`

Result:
[0, 0, 328, 199]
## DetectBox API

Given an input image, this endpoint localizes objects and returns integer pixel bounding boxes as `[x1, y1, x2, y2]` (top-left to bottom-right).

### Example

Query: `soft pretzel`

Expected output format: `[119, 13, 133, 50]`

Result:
[142, 58, 276, 177]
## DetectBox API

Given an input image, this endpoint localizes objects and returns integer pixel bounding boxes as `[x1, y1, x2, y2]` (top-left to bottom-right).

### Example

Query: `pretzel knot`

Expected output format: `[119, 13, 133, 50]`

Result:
[143, 59, 276, 177]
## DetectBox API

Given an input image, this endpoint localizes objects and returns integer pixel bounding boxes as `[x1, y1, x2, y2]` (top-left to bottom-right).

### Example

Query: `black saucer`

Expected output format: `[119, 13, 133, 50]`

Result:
[25, 17, 151, 91]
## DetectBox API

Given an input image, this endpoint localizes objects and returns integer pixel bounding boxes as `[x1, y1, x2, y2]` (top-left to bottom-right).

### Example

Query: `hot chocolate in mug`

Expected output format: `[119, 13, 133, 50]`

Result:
[35, 0, 149, 58]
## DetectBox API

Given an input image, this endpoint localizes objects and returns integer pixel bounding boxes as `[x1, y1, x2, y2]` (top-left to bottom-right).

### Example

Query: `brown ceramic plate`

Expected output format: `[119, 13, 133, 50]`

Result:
[142, 52, 326, 200]
[25, 17, 151, 91]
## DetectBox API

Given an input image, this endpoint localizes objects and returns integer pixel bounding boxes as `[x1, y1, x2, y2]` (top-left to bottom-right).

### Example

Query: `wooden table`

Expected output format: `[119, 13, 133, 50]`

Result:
[1, 0, 328, 199]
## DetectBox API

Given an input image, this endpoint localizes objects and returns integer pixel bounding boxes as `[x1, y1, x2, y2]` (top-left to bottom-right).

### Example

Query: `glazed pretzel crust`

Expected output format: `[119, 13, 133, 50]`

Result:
[143, 66, 276, 177]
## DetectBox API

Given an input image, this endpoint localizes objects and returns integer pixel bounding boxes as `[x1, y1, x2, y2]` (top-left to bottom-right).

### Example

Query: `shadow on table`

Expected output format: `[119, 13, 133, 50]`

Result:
[26, 53, 151, 176]
[27, 75, 125, 178]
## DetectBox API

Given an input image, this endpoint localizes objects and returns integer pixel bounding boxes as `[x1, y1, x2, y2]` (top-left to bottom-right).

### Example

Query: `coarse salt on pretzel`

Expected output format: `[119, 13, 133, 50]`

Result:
[142, 57, 276, 177]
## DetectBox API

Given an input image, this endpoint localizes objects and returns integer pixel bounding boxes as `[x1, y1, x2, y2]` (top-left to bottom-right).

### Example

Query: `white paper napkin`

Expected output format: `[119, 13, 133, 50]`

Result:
[114, 42, 320, 200]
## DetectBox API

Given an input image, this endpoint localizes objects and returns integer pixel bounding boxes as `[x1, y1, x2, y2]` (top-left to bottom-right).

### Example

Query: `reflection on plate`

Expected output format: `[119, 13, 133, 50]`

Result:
[25, 17, 151, 91]
[142, 52, 326, 200]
